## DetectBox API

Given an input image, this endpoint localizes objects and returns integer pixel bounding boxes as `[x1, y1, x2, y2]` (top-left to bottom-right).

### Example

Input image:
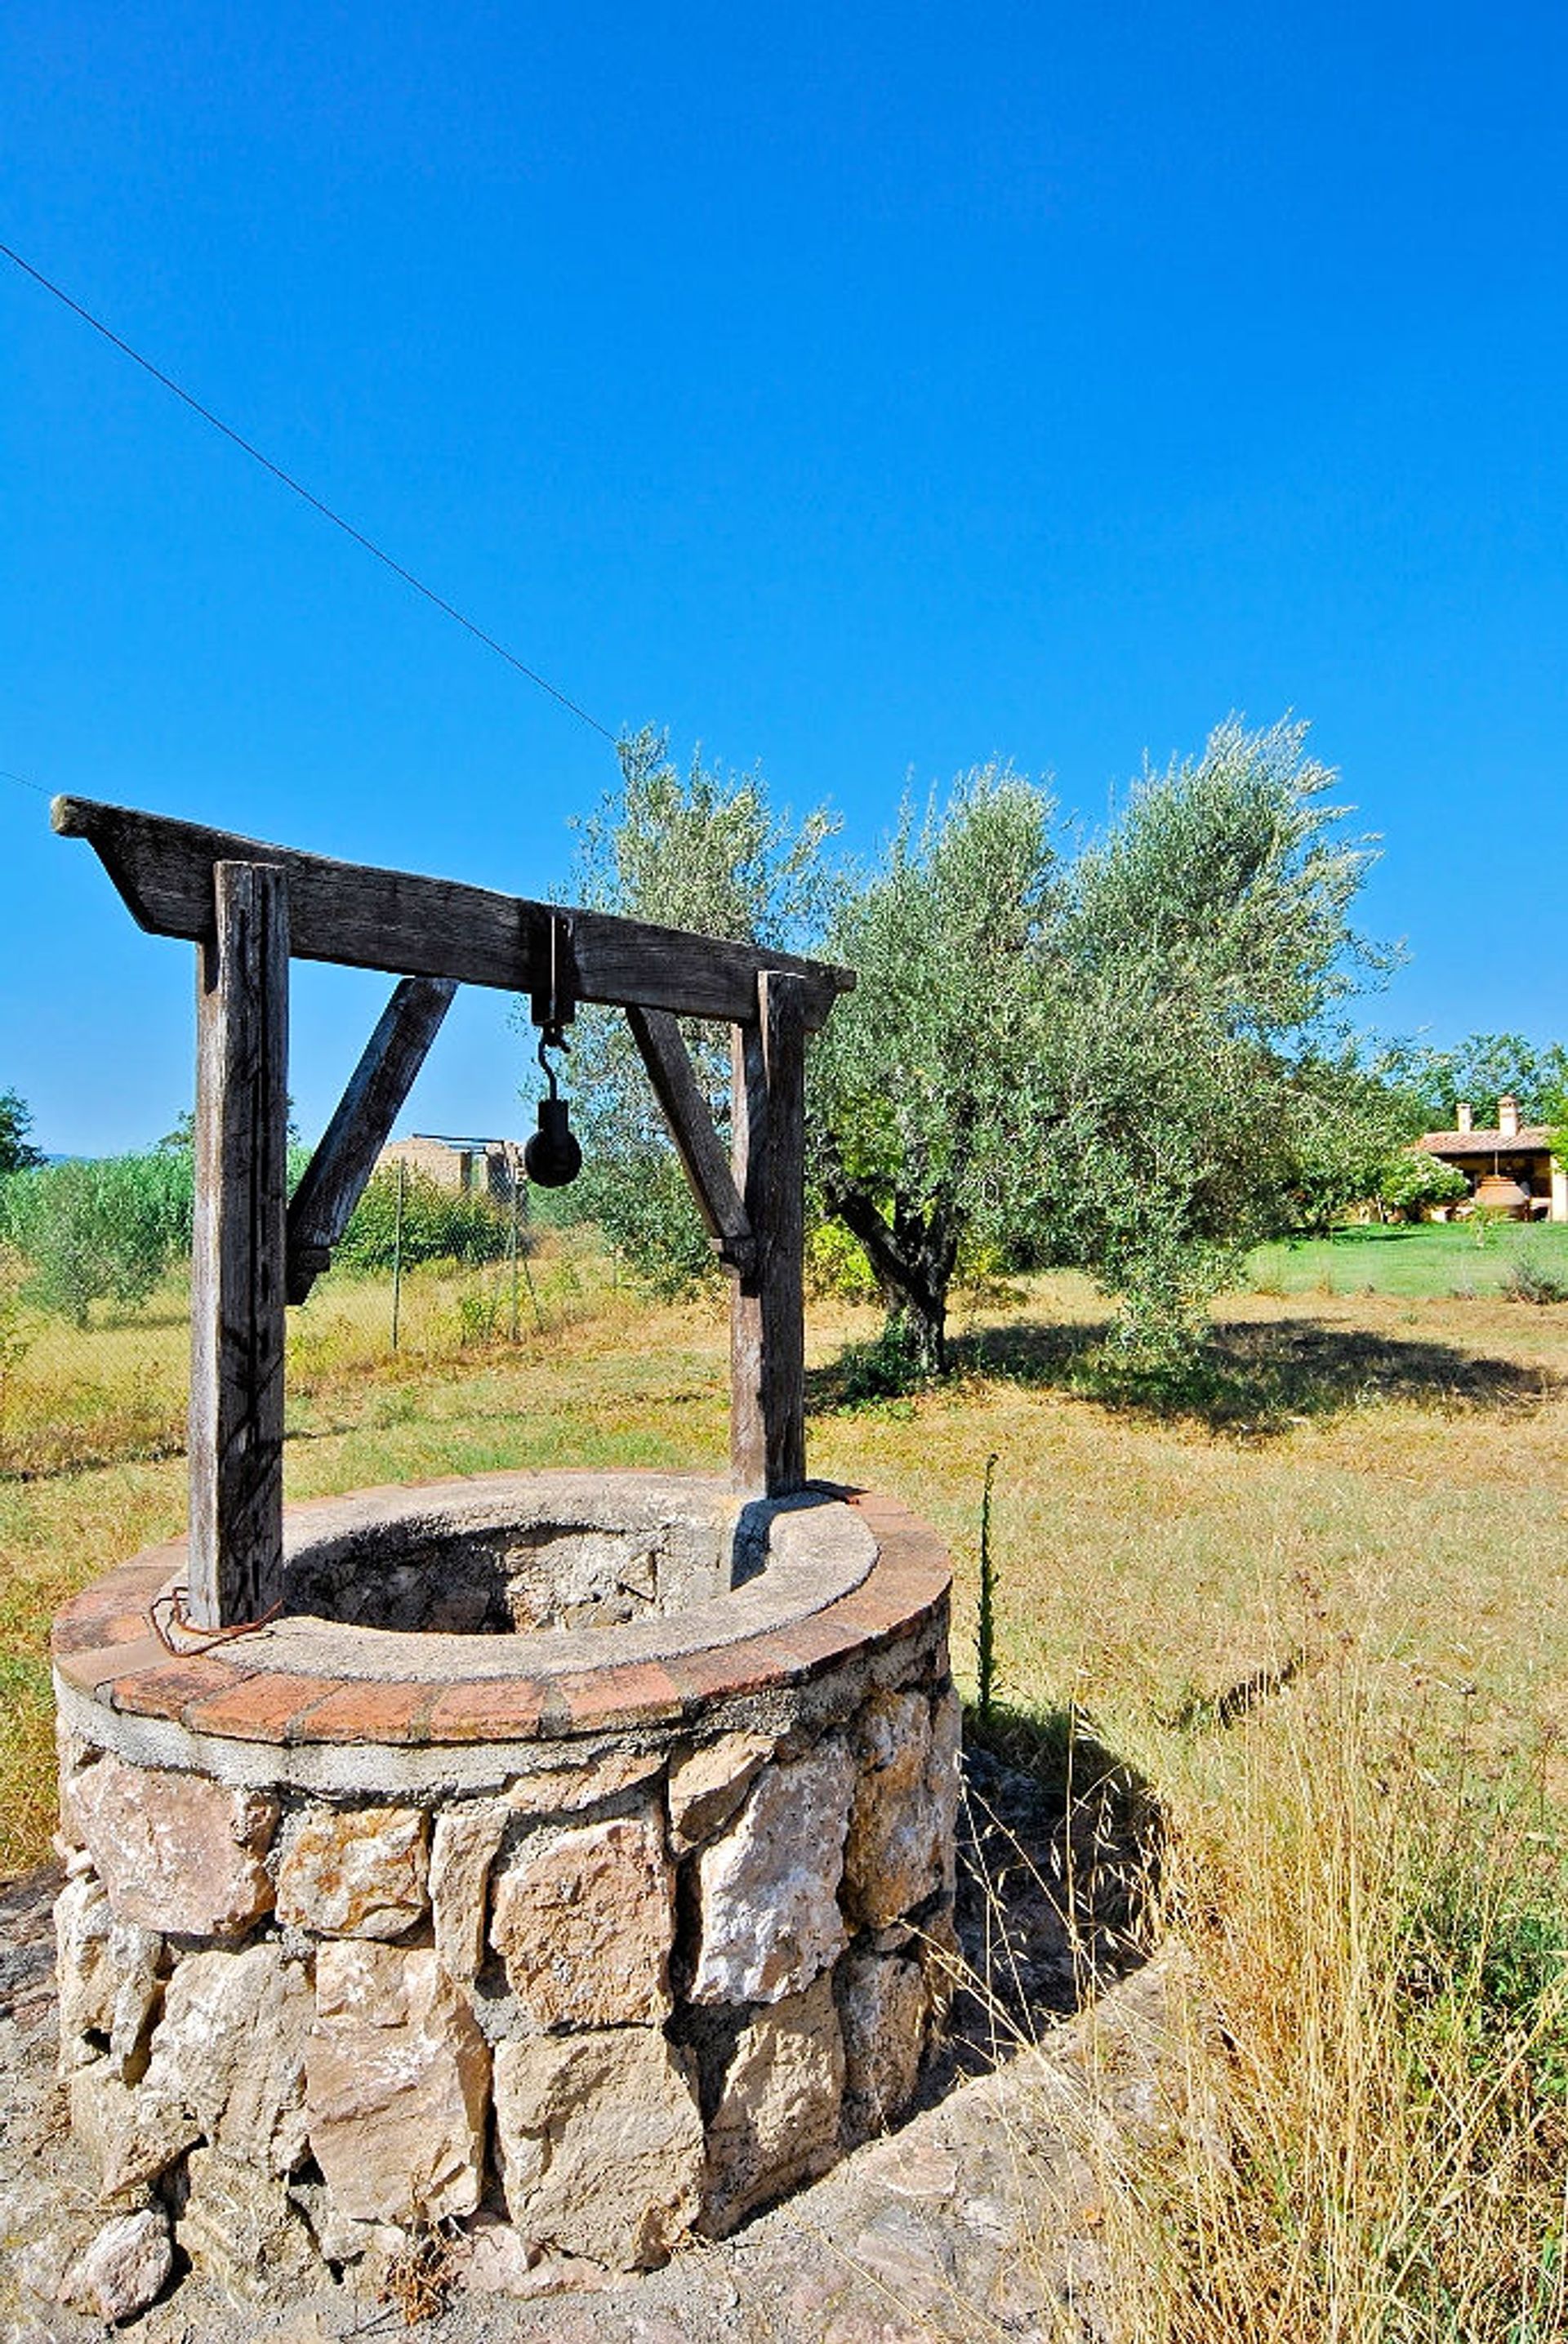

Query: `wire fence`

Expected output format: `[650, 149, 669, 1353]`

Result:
[0, 1176, 617, 1483]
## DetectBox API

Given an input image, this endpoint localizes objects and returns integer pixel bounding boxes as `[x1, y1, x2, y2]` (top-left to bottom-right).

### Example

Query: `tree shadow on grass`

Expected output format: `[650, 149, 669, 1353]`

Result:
[936, 1313, 1566, 1439]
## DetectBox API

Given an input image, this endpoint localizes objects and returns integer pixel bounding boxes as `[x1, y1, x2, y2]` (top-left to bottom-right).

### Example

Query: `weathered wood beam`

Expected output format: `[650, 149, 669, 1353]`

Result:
[188, 860, 289, 1629]
[728, 971, 808, 1495]
[51, 795, 855, 1028]
[626, 1005, 754, 1275]
[285, 975, 458, 1303]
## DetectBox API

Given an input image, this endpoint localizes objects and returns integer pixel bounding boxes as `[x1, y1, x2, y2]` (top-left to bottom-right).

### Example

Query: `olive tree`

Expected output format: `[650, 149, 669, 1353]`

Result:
[808, 767, 1058, 1374]
[1040, 718, 1386, 1353]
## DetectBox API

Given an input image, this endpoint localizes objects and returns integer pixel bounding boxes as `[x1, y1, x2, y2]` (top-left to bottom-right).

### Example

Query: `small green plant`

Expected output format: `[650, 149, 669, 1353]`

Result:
[1502, 1256, 1568, 1306]
[457, 1289, 500, 1345]
[804, 1217, 880, 1303]
[823, 1319, 929, 1408]
[976, 1451, 1000, 1725]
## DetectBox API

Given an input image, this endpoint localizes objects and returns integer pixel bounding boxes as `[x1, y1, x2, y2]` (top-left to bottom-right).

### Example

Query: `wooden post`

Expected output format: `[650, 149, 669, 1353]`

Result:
[729, 970, 808, 1495]
[187, 860, 290, 1628]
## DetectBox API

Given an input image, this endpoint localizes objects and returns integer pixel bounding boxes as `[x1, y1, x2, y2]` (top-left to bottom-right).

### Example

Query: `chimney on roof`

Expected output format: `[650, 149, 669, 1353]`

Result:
[1499, 1094, 1521, 1138]
[1457, 1102, 1473, 1134]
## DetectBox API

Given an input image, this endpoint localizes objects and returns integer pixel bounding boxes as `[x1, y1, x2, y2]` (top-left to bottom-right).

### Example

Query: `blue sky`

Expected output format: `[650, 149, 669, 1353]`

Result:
[4, 2, 1566, 1153]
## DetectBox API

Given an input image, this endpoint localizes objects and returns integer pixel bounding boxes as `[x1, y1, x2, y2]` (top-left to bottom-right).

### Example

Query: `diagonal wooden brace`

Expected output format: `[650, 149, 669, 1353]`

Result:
[626, 1005, 755, 1276]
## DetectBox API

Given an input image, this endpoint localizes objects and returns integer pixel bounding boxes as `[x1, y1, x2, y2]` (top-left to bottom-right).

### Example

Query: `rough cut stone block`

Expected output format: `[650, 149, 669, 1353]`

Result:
[700, 1972, 845, 2235]
[55, 1872, 120, 2072]
[430, 1800, 507, 1982]
[504, 1746, 666, 1816]
[490, 1811, 674, 2026]
[144, 1941, 313, 2174]
[176, 2146, 318, 2300]
[306, 1941, 489, 2223]
[460, 2212, 540, 2293]
[69, 2059, 201, 2199]
[69, 1751, 278, 1939]
[836, 1947, 931, 2145]
[59, 2206, 172, 2324]
[690, 1740, 854, 2004]
[666, 1731, 775, 1854]
[843, 1690, 942, 1927]
[917, 1899, 963, 2030]
[494, 2027, 705, 2269]
[929, 1681, 961, 1895]
[276, 1803, 429, 1939]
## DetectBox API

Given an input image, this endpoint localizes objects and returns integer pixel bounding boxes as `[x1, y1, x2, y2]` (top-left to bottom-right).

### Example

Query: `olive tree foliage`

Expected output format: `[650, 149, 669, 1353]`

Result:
[550, 715, 1386, 1370]
[808, 768, 1058, 1374]
[537, 728, 838, 1291]
[1039, 719, 1388, 1356]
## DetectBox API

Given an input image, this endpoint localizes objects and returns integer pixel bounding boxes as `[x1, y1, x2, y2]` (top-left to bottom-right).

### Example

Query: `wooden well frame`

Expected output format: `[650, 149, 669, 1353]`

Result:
[55, 796, 853, 1629]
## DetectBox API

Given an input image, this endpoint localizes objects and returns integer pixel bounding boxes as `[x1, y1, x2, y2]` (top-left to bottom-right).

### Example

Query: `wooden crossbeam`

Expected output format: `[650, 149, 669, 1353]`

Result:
[626, 1006, 754, 1274]
[285, 976, 458, 1303]
[53, 795, 854, 1028]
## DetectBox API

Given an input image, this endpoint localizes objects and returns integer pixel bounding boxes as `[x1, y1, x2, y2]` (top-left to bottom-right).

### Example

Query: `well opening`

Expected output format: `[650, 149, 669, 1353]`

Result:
[278, 1482, 751, 1637]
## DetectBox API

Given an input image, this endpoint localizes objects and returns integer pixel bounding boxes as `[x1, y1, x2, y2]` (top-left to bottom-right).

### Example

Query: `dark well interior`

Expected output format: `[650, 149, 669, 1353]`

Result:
[280, 1504, 748, 1636]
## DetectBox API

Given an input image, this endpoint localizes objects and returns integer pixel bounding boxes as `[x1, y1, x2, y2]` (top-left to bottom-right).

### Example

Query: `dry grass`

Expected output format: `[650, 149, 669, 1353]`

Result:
[3, 1249, 1567, 2332]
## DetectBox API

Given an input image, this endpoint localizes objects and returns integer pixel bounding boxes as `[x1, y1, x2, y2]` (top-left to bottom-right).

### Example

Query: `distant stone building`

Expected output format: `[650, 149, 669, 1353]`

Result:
[1414, 1095, 1567, 1221]
[375, 1133, 525, 1205]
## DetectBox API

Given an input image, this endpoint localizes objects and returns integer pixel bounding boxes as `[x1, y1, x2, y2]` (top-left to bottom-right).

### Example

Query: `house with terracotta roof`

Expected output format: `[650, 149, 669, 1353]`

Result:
[1414, 1095, 1567, 1220]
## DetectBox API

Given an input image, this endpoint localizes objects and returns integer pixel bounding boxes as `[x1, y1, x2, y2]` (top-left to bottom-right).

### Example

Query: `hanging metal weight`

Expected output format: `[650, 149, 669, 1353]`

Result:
[524, 1031, 582, 1187]
[524, 914, 581, 1188]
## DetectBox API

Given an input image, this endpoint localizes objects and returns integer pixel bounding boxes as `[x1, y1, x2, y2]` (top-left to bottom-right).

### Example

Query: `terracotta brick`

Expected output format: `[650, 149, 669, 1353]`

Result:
[53, 1633, 170, 1697]
[52, 1615, 131, 1656]
[423, 1677, 547, 1744]
[766, 1611, 869, 1678]
[812, 1586, 906, 1644]
[290, 1680, 437, 1745]
[110, 1655, 246, 1720]
[662, 1634, 797, 1709]
[184, 1671, 345, 1743]
[551, 1660, 684, 1733]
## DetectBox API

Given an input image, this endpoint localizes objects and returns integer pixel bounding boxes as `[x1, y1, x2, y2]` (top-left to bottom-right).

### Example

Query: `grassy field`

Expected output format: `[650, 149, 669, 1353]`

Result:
[3, 1239, 1566, 2336]
[1248, 1215, 1568, 1299]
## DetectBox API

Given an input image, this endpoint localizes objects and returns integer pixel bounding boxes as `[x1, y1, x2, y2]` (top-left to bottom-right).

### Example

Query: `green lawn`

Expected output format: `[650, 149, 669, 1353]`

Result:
[1246, 1219, 1568, 1299]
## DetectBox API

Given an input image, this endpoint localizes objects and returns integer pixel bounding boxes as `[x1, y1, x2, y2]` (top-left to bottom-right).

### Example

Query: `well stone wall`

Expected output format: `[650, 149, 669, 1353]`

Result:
[49, 1474, 957, 2294]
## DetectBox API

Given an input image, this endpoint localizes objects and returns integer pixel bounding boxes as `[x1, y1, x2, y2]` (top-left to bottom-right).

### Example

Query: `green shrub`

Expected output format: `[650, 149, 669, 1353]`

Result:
[335, 1168, 514, 1275]
[0, 1151, 194, 1326]
[805, 1219, 880, 1303]
[1502, 1256, 1568, 1306]
[1377, 1149, 1470, 1221]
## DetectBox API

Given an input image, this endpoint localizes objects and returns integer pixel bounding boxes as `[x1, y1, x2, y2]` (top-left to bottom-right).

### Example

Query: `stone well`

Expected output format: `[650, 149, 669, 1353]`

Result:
[50, 1470, 957, 2286]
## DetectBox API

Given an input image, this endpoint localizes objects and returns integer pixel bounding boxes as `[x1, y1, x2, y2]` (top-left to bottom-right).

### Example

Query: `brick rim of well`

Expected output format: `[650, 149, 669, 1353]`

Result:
[51, 1473, 952, 1750]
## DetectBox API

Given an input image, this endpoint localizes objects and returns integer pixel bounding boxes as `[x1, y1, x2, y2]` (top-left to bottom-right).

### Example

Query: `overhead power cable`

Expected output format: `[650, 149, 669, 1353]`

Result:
[0, 238, 618, 745]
